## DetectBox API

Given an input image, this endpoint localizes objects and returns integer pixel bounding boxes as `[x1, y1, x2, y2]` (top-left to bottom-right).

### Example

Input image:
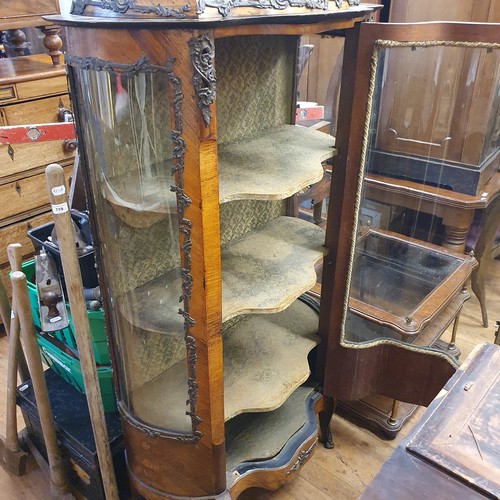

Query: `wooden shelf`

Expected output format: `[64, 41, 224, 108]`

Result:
[131, 301, 319, 429]
[101, 172, 177, 228]
[225, 386, 313, 471]
[118, 216, 326, 332]
[222, 216, 326, 321]
[223, 298, 319, 420]
[218, 125, 334, 203]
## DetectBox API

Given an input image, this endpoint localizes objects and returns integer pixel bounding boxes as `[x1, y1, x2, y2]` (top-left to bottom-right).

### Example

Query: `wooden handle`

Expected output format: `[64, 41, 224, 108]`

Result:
[6, 243, 30, 383]
[46, 164, 119, 500]
[7, 243, 23, 273]
[11, 271, 72, 498]
[5, 244, 24, 451]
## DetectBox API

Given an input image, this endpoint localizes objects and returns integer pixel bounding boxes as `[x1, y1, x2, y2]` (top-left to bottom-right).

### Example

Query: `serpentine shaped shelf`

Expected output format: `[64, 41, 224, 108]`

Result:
[222, 216, 326, 321]
[131, 301, 319, 429]
[101, 171, 177, 228]
[117, 216, 326, 332]
[223, 298, 319, 420]
[218, 125, 335, 203]
[225, 386, 315, 472]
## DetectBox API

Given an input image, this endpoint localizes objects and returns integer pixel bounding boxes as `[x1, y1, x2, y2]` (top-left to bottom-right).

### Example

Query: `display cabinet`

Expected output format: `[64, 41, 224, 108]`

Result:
[51, 2, 378, 498]
[318, 22, 496, 436]
[365, 15, 500, 196]
[50, 5, 494, 497]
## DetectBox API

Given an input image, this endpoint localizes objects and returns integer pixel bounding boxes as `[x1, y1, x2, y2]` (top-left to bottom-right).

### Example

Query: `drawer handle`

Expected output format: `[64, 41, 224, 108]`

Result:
[15, 182, 21, 195]
[63, 139, 78, 153]
[8, 144, 14, 161]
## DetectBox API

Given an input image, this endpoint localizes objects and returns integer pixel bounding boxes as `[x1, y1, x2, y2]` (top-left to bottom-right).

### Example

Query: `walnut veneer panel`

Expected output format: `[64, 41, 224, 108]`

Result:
[218, 125, 334, 203]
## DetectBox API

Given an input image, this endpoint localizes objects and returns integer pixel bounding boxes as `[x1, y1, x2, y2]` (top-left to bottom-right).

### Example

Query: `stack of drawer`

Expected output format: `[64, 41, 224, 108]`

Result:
[0, 54, 74, 300]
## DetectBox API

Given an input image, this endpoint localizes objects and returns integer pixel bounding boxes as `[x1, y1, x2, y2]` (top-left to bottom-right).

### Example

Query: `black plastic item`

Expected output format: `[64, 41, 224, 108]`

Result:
[27, 210, 98, 288]
[17, 369, 129, 499]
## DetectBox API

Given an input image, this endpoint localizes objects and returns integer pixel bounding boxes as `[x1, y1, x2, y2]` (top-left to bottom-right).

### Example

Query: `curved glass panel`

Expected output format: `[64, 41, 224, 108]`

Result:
[70, 61, 192, 434]
[342, 41, 499, 350]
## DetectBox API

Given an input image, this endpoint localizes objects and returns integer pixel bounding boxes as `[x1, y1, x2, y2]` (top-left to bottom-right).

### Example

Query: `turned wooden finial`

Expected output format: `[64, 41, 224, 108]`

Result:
[7, 29, 27, 57]
[41, 26, 63, 67]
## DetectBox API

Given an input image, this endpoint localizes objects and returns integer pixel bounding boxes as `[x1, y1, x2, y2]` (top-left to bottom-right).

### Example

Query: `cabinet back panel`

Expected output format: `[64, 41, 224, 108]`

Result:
[216, 35, 294, 244]
[215, 35, 296, 145]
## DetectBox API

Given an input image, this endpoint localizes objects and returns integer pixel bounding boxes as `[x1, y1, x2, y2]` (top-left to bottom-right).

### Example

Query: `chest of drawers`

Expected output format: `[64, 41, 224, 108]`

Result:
[0, 54, 74, 301]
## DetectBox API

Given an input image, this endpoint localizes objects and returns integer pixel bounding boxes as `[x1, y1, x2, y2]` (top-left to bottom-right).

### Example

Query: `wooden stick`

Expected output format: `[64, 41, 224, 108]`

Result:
[0, 244, 29, 476]
[6, 245, 24, 452]
[11, 271, 73, 499]
[46, 163, 119, 500]
[7, 244, 30, 383]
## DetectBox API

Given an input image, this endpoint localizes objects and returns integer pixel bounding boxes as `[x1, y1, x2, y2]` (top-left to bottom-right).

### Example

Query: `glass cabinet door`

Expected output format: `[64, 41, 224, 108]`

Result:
[320, 22, 499, 406]
[69, 60, 193, 434]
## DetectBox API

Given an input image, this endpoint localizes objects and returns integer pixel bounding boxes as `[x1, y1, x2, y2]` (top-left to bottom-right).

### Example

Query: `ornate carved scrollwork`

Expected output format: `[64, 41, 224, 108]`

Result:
[165, 57, 203, 438]
[118, 403, 201, 443]
[197, 0, 328, 17]
[65, 55, 167, 76]
[67, 54, 202, 440]
[286, 439, 318, 474]
[188, 34, 216, 127]
[71, 0, 190, 18]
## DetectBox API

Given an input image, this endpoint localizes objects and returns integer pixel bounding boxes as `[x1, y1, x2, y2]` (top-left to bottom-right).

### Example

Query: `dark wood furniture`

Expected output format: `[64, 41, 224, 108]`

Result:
[317, 22, 497, 437]
[360, 342, 500, 500]
[470, 189, 500, 328]
[365, 172, 500, 253]
[0, 1, 62, 66]
[51, 3, 380, 499]
[47, 10, 496, 498]
[368, 0, 500, 197]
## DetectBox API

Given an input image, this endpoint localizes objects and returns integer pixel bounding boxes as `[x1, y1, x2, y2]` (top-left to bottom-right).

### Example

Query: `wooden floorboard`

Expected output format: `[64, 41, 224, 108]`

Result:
[0, 260, 498, 499]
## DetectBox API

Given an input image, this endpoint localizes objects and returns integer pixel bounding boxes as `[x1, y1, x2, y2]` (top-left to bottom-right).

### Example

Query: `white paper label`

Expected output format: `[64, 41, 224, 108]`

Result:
[52, 202, 69, 214]
[11, 310, 15, 319]
[51, 185, 66, 196]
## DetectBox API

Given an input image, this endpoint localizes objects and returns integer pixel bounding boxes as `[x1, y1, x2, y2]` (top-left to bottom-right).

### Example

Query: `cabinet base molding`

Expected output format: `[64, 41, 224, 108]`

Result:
[128, 389, 325, 499]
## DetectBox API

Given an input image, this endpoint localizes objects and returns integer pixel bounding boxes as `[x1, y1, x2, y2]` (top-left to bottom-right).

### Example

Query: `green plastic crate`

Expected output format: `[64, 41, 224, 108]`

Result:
[37, 334, 117, 413]
[22, 260, 111, 365]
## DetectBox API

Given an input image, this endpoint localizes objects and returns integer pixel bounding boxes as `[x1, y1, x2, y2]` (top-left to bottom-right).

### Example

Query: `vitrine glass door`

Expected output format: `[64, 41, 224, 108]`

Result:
[68, 59, 195, 435]
[320, 22, 499, 406]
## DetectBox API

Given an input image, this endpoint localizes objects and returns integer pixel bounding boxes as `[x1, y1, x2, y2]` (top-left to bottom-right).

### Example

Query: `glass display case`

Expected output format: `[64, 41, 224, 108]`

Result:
[318, 22, 496, 437]
[50, 4, 496, 494]
[51, 2, 379, 498]
[367, 41, 500, 196]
